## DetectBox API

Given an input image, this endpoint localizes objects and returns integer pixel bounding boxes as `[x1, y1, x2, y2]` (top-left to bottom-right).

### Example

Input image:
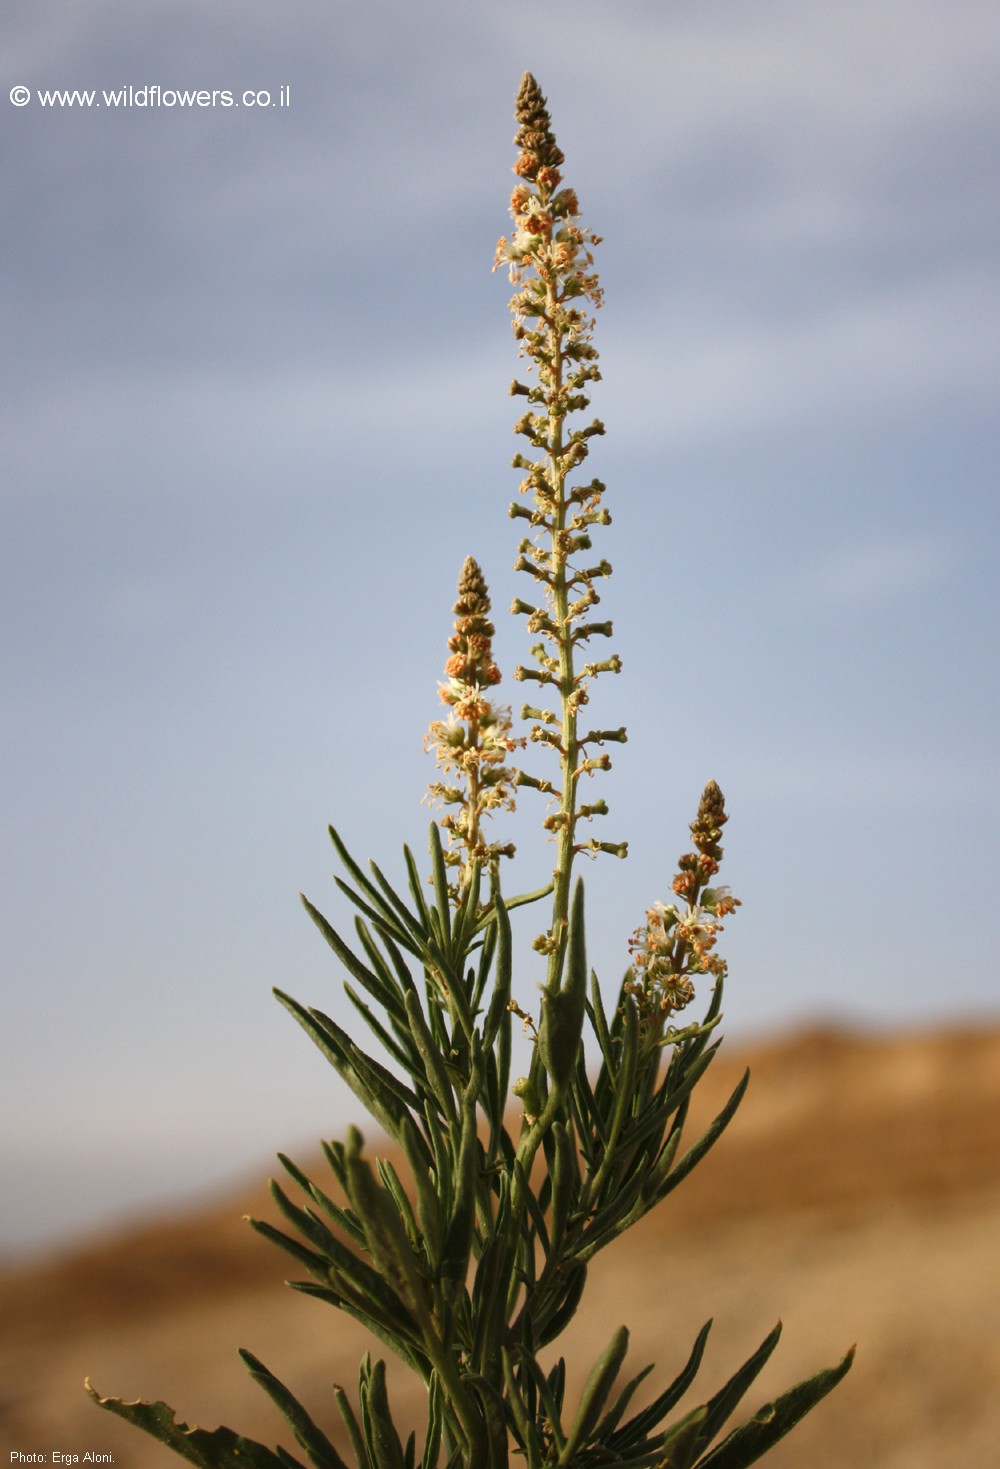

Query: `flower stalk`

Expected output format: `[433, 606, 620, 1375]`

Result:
[496, 72, 626, 988]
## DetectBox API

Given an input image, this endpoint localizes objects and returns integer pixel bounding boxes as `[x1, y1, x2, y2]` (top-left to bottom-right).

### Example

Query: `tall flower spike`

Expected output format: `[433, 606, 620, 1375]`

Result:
[495, 73, 625, 982]
[627, 781, 741, 1049]
[424, 556, 521, 895]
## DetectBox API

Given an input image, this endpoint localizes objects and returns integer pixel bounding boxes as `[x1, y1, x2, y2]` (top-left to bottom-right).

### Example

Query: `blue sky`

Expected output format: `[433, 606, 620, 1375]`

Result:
[3, 0, 998, 1255]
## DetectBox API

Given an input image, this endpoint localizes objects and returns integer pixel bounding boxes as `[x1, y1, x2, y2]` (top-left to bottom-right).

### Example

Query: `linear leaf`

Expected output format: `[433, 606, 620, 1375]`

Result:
[333, 1384, 371, 1469]
[361, 1358, 406, 1469]
[276, 1154, 364, 1248]
[610, 1320, 713, 1451]
[697, 1323, 783, 1448]
[428, 822, 452, 950]
[240, 1352, 350, 1469]
[404, 989, 458, 1121]
[558, 1325, 630, 1464]
[696, 1348, 855, 1469]
[658, 1069, 749, 1203]
[301, 896, 396, 995]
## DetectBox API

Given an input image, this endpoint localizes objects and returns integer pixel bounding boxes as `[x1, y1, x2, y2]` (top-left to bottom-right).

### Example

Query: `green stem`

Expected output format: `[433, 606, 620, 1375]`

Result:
[545, 239, 577, 995]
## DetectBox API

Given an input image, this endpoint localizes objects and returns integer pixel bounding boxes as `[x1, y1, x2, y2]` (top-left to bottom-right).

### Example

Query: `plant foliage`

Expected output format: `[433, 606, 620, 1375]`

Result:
[90, 72, 853, 1469]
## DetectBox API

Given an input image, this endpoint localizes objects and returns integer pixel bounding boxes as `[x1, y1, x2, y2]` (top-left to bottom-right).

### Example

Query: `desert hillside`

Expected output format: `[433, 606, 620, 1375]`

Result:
[3, 1021, 999, 1468]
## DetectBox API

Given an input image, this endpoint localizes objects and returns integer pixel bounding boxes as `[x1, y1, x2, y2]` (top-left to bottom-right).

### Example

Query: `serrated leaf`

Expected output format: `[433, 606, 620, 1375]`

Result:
[86, 1383, 295, 1469]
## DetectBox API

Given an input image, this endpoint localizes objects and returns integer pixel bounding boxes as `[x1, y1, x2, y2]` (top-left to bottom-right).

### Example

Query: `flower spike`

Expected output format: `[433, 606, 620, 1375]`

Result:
[424, 556, 522, 895]
[496, 73, 624, 983]
[627, 782, 741, 1048]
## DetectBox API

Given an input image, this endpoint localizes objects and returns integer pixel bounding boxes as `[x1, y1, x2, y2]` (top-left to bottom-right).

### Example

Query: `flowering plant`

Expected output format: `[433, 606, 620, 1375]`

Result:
[90, 73, 852, 1469]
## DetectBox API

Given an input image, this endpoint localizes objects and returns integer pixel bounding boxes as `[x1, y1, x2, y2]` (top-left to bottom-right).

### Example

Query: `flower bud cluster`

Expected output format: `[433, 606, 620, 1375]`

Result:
[627, 782, 741, 1042]
[494, 74, 604, 451]
[424, 557, 522, 890]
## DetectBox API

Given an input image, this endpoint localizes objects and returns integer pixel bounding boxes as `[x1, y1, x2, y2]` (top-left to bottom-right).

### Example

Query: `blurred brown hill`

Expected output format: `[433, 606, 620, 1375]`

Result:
[3, 1021, 999, 1468]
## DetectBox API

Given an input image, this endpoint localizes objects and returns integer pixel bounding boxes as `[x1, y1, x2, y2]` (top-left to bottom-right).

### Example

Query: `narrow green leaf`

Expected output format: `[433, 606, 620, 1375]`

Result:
[697, 1323, 783, 1448]
[588, 969, 614, 1070]
[535, 1261, 587, 1347]
[309, 1004, 423, 1116]
[539, 879, 588, 1093]
[570, 1050, 607, 1154]
[519, 1164, 551, 1258]
[375, 1158, 421, 1250]
[579, 996, 639, 1213]
[547, 1356, 567, 1417]
[609, 1320, 712, 1450]
[366, 855, 433, 953]
[521, 1351, 566, 1456]
[352, 918, 411, 1019]
[496, 986, 512, 1128]
[343, 982, 419, 1077]
[452, 859, 484, 964]
[402, 843, 435, 930]
[399, 1115, 443, 1267]
[292, 1283, 425, 1376]
[642, 1124, 683, 1205]
[239, 1351, 350, 1469]
[333, 1384, 371, 1469]
[327, 830, 424, 957]
[420, 1376, 444, 1469]
[696, 1347, 855, 1469]
[267, 1179, 348, 1260]
[428, 821, 453, 949]
[344, 1139, 433, 1329]
[301, 896, 396, 997]
[658, 1069, 749, 1203]
[558, 1325, 630, 1464]
[657, 1041, 723, 1128]
[247, 1217, 332, 1281]
[481, 891, 513, 1050]
[658, 1406, 709, 1469]
[362, 1358, 406, 1469]
[478, 880, 553, 926]
[472, 1175, 513, 1375]
[364, 919, 421, 999]
[589, 1362, 654, 1447]
[440, 1054, 483, 1305]
[404, 989, 458, 1121]
[273, 990, 417, 1145]
[276, 1154, 365, 1249]
[334, 879, 421, 957]
[547, 1120, 578, 1257]
[502, 1349, 545, 1468]
[466, 1376, 510, 1469]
